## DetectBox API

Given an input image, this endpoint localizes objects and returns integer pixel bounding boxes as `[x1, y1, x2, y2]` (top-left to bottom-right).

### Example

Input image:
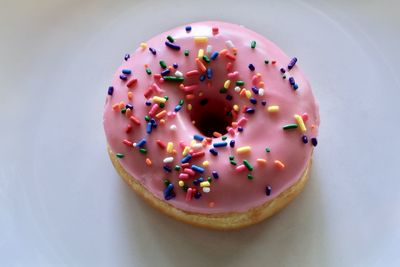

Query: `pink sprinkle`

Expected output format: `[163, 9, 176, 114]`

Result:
[235, 164, 246, 172]
[192, 151, 205, 158]
[183, 168, 195, 176]
[226, 62, 233, 72]
[185, 70, 200, 77]
[302, 113, 309, 122]
[252, 75, 260, 85]
[179, 173, 189, 180]
[227, 71, 239, 79]
[225, 53, 236, 61]
[144, 87, 153, 98]
[179, 141, 186, 149]
[182, 84, 199, 93]
[152, 83, 163, 93]
[237, 117, 248, 127]
[181, 163, 190, 168]
[228, 127, 235, 136]
[186, 188, 193, 201]
[148, 104, 159, 116]
[153, 74, 161, 79]
[122, 139, 133, 146]
[125, 124, 132, 133]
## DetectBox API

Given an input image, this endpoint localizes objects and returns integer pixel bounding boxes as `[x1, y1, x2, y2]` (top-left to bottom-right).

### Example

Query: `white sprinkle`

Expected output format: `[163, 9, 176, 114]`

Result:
[191, 143, 203, 150]
[170, 124, 177, 131]
[174, 70, 183, 77]
[202, 187, 210, 193]
[206, 45, 212, 55]
[258, 88, 265, 96]
[234, 86, 241, 92]
[163, 157, 174, 163]
[225, 40, 234, 49]
[132, 143, 137, 147]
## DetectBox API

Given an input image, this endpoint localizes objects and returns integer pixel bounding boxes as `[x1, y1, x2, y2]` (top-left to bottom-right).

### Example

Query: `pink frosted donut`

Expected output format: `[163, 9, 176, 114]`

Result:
[103, 21, 320, 229]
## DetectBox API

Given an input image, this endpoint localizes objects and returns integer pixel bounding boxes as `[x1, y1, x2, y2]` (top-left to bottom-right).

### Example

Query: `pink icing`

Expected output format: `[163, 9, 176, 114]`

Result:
[103, 21, 320, 214]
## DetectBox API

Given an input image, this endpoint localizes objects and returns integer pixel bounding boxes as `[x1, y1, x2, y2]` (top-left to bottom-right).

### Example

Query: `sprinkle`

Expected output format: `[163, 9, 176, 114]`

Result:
[200, 181, 210, 187]
[280, 68, 286, 74]
[288, 57, 298, 70]
[294, 114, 307, 133]
[258, 88, 265, 96]
[185, 25, 192, 32]
[194, 36, 208, 44]
[163, 165, 172, 172]
[197, 48, 204, 58]
[203, 187, 210, 193]
[184, 168, 195, 176]
[163, 183, 174, 200]
[267, 105, 280, 113]
[212, 27, 219, 35]
[257, 158, 267, 164]
[156, 140, 166, 149]
[159, 60, 167, 69]
[181, 154, 192, 163]
[182, 146, 190, 156]
[193, 134, 204, 141]
[169, 124, 177, 131]
[229, 140, 235, 148]
[225, 40, 234, 49]
[202, 55, 210, 63]
[265, 147, 271, 153]
[124, 54, 130, 61]
[145, 158, 152, 166]
[178, 180, 184, 187]
[248, 64, 255, 71]
[166, 142, 174, 153]
[165, 41, 180, 50]
[119, 74, 128, 81]
[107, 86, 114, 95]
[202, 160, 209, 167]
[265, 186, 272, 196]
[245, 107, 255, 114]
[236, 80, 244, 86]
[116, 153, 124, 158]
[129, 116, 141, 125]
[212, 171, 219, 179]
[122, 69, 131, 75]
[223, 80, 231, 89]
[289, 77, 295, 85]
[206, 68, 213, 79]
[126, 78, 137, 88]
[209, 148, 218, 156]
[123, 139, 133, 146]
[179, 173, 189, 180]
[302, 135, 308, 144]
[156, 110, 167, 119]
[175, 70, 183, 77]
[139, 42, 147, 49]
[283, 124, 298, 130]
[184, 49, 189, 56]
[235, 164, 246, 172]
[243, 160, 253, 171]
[302, 113, 309, 122]
[191, 165, 205, 173]
[230, 160, 237, 166]
[206, 45, 212, 54]
[149, 47, 156, 55]
[163, 157, 174, 163]
[146, 122, 152, 134]
[213, 142, 228, 148]
[139, 148, 147, 154]
[250, 40, 256, 49]
[137, 139, 146, 147]
[145, 68, 152, 75]
[247, 174, 253, 180]
[274, 160, 285, 169]
[166, 35, 175, 43]
[237, 146, 251, 154]
[210, 51, 219, 60]
[152, 96, 166, 104]
[195, 58, 207, 72]
[311, 137, 318, 147]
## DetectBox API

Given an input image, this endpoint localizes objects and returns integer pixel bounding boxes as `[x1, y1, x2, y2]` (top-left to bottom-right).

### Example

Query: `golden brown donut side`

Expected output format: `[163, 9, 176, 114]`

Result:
[108, 147, 311, 230]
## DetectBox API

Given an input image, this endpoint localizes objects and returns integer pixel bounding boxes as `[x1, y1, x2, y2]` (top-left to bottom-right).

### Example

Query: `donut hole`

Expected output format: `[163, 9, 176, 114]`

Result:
[190, 97, 233, 137]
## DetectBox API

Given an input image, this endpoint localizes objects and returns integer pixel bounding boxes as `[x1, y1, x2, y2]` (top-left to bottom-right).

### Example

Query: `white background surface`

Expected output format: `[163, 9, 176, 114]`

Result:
[1, 0, 400, 266]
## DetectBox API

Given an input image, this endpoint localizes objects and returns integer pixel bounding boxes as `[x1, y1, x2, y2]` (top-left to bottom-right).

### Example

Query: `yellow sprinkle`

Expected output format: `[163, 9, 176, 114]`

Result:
[182, 146, 190, 156]
[200, 181, 210, 187]
[294, 114, 307, 133]
[197, 49, 204, 58]
[202, 160, 209, 167]
[194, 36, 208, 44]
[245, 90, 252, 99]
[140, 42, 147, 49]
[223, 79, 231, 89]
[274, 160, 285, 169]
[178, 180, 184, 187]
[236, 146, 252, 154]
[166, 142, 174, 153]
[187, 104, 192, 110]
[233, 104, 239, 111]
[267, 105, 280, 113]
[256, 158, 267, 164]
[152, 96, 166, 104]
[190, 140, 196, 146]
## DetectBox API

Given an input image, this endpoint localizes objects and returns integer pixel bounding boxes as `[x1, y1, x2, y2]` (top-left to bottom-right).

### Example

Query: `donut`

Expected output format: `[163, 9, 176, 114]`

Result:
[103, 21, 320, 230]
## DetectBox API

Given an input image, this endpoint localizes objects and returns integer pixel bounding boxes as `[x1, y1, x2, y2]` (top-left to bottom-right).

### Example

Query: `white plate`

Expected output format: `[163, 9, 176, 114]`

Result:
[1, 0, 399, 266]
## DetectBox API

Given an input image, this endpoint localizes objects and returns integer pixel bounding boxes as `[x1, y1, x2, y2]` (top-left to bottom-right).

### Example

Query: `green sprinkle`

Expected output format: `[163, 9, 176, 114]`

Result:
[145, 115, 150, 122]
[163, 76, 184, 82]
[116, 153, 124, 158]
[219, 88, 228, 94]
[139, 148, 147, 154]
[222, 136, 227, 141]
[159, 60, 167, 69]
[202, 55, 210, 63]
[182, 185, 188, 192]
[243, 160, 253, 171]
[163, 96, 169, 100]
[230, 160, 237, 166]
[236, 80, 244, 86]
[226, 111, 232, 117]
[207, 177, 212, 183]
[229, 155, 235, 160]
[159, 103, 165, 108]
[163, 179, 170, 186]
[179, 99, 184, 105]
[184, 49, 189, 56]
[146, 68, 152, 75]
[264, 59, 269, 64]
[247, 174, 253, 180]
[283, 124, 298, 130]
[251, 40, 256, 49]
[174, 165, 181, 171]
[121, 108, 126, 114]
[265, 147, 271, 153]
[167, 35, 174, 43]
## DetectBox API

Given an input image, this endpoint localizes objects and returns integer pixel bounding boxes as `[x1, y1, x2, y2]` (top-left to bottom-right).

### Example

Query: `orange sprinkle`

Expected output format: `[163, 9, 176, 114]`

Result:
[232, 47, 238, 55]
[125, 108, 132, 118]
[219, 48, 228, 55]
[118, 101, 125, 109]
[129, 116, 141, 125]
[186, 94, 195, 100]
[195, 58, 206, 72]
[257, 158, 267, 164]
[159, 119, 165, 125]
[145, 158, 152, 166]
[239, 89, 246, 96]
[112, 103, 120, 111]
[127, 91, 133, 100]
[155, 110, 167, 119]
[213, 132, 222, 138]
[274, 160, 285, 169]
[144, 63, 149, 68]
[231, 122, 238, 128]
[258, 81, 265, 87]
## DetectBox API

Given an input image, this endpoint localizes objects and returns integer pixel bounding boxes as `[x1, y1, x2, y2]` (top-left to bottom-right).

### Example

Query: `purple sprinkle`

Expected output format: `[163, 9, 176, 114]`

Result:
[149, 47, 157, 55]
[265, 185, 272, 196]
[124, 54, 130, 61]
[173, 63, 178, 69]
[161, 69, 170, 76]
[209, 148, 218, 156]
[248, 63, 255, 71]
[163, 165, 172, 173]
[289, 77, 295, 85]
[185, 25, 192, 32]
[107, 86, 114, 95]
[194, 191, 202, 199]
[302, 135, 308, 144]
[125, 104, 133, 110]
[119, 74, 128, 81]
[250, 97, 257, 105]
[163, 183, 174, 199]
[261, 100, 267, 106]
[311, 137, 318, 147]
[280, 68, 286, 74]
[229, 140, 235, 148]
[226, 95, 233, 101]
[165, 41, 181, 50]
[251, 86, 259, 94]
[193, 179, 200, 185]
[238, 126, 243, 132]
[212, 171, 219, 179]
[288, 57, 297, 70]
[145, 100, 152, 106]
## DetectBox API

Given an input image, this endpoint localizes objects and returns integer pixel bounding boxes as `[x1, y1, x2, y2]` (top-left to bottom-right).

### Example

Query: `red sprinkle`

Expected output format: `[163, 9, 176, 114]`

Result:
[123, 139, 133, 146]
[192, 151, 205, 158]
[129, 116, 141, 125]
[126, 78, 138, 88]
[156, 140, 166, 149]
[125, 124, 132, 133]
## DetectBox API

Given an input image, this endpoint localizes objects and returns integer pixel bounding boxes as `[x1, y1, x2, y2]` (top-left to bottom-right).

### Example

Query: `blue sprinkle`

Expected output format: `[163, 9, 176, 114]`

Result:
[124, 54, 130, 61]
[107, 86, 114, 96]
[145, 100, 152, 106]
[191, 164, 205, 173]
[213, 142, 227, 148]
[265, 185, 272, 196]
[251, 86, 259, 95]
[136, 139, 146, 147]
[163, 183, 174, 199]
[198, 177, 204, 182]
[302, 135, 308, 144]
[122, 69, 131, 75]
[181, 154, 192, 163]
[150, 118, 157, 125]
[119, 74, 128, 81]
[163, 165, 172, 173]
[161, 69, 170, 76]
[212, 171, 219, 179]
[193, 134, 204, 141]
[280, 68, 286, 74]
[261, 100, 267, 106]
[293, 84, 299, 90]
[229, 140, 235, 148]
[311, 137, 318, 147]
[165, 41, 181, 50]
[248, 64, 255, 71]
[149, 47, 157, 55]
[194, 191, 202, 199]
[209, 148, 218, 156]
[289, 77, 295, 85]
[245, 107, 255, 114]
[185, 25, 192, 32]
[199, 74, 206, 81]
[288, 57, 297, 70]
[206, 68, 213, 79]
[173, 63, 178, 69]
[146, 122, 152, 134]
[164, 192, 175, 200]
[250, 97, 257, 104]
[174, 105, 182, 112]
[238, 126, 243, 132]
[210, 51, 219, 60]
[226, 94, 233, 101]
